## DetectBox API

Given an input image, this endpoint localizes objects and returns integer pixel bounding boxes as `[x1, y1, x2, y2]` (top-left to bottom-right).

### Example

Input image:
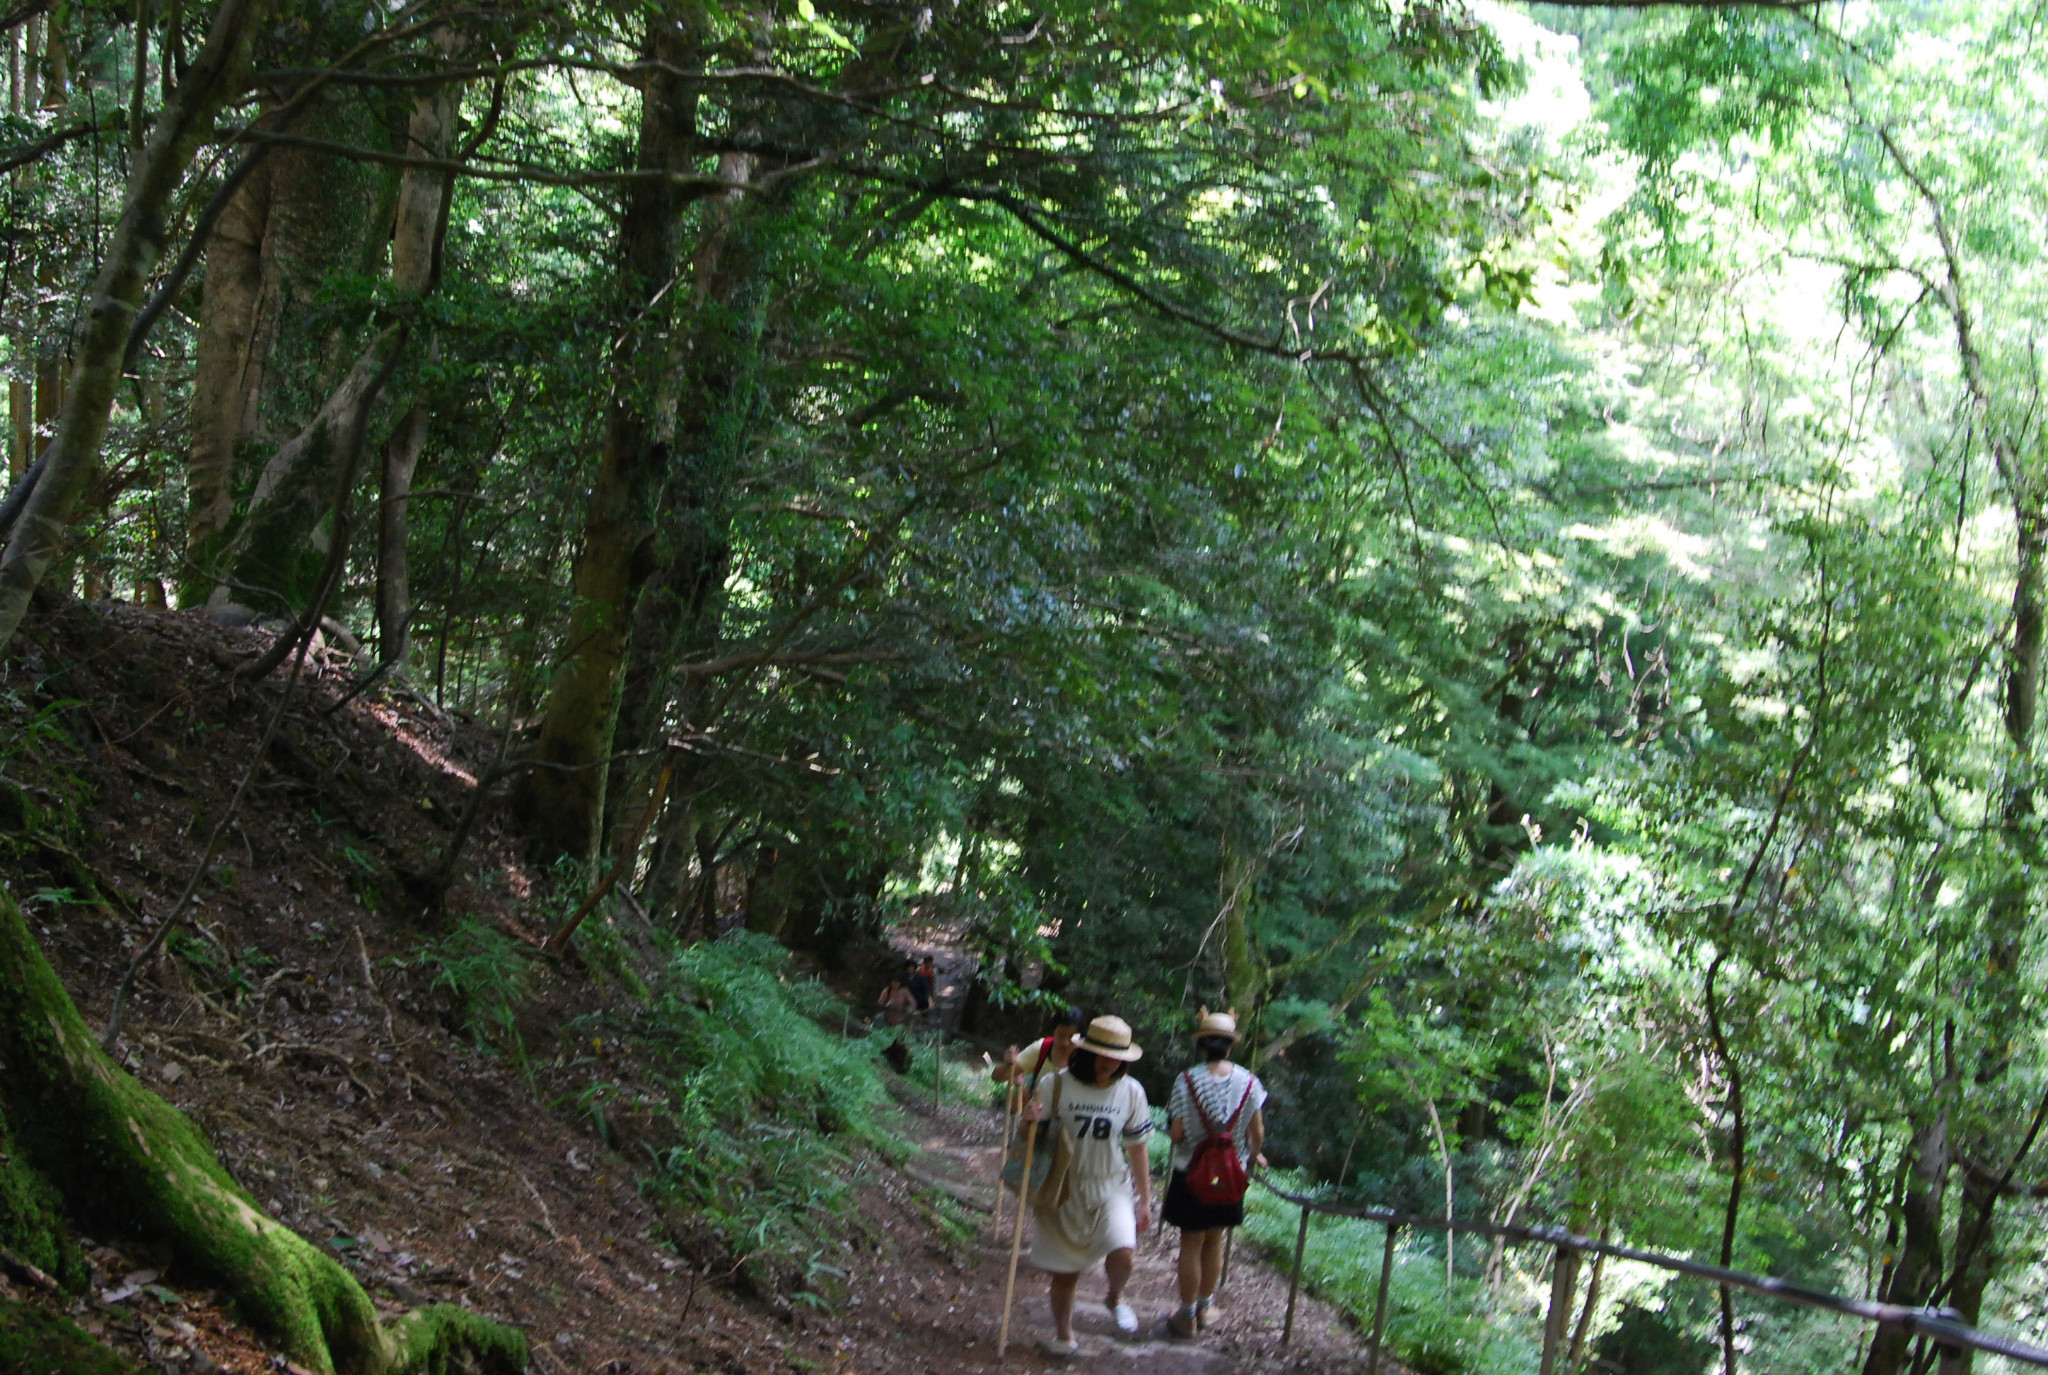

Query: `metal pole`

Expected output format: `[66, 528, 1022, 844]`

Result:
[1365, 1223, 1398, 1375]
[1540, 1244, 1581, 1375]
[1282, 1204, 1310, 1346]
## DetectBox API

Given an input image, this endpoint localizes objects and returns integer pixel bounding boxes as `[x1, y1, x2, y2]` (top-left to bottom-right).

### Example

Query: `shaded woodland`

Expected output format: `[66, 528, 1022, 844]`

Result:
[5, 0, 2048, 1370]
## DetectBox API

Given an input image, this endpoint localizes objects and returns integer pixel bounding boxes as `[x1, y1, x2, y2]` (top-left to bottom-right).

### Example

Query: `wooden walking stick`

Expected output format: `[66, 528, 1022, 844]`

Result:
[997, 1103, 1039, 1358]
[992, 1063, 1019, 1234]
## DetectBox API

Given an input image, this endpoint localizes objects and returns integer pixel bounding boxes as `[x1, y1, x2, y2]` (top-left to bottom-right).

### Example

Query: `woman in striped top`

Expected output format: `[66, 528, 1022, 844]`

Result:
[1161, 1009, 1266, 1339]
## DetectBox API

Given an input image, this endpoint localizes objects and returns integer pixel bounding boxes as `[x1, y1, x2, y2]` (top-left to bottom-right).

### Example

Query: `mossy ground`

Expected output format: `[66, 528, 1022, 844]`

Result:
[0, 1297, 140, 1375]
[0, 882, 523, 1374]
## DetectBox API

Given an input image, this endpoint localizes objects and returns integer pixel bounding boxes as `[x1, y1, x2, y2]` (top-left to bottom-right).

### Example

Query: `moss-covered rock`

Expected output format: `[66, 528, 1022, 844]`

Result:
[0, 889, 524, 1375]
[0, 1296, 141, 1375]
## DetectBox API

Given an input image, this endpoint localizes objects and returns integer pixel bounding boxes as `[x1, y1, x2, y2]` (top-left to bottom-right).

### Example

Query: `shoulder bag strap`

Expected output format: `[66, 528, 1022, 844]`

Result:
[1026, 1036, 1054, 1097]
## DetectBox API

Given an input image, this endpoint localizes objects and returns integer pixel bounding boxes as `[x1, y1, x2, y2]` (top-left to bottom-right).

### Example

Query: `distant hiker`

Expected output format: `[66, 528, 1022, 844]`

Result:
[877, 977, 916, 1027]
[1023, 1015, 1154, 1356]
[907, 957, 935, 1013]
[992, 1004, 1088, 1093]
[1162, 1009, 1266, 1339]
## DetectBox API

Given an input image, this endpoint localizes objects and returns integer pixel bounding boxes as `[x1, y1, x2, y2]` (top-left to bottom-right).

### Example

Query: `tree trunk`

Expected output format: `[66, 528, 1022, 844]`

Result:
[181, 154, 273, 605]
[1219, 833, 1264, 1036]
[1862, 1096, 1951, 1375]
[212, 327, 400, 609]
[0, 0, 266, 653]
[1937, 487, 2048, 1373]
[601, 285, 750, 869]
[0, 889, 525, 1374]
[515, 18, 700, 863]
[375, 43, 462, 668]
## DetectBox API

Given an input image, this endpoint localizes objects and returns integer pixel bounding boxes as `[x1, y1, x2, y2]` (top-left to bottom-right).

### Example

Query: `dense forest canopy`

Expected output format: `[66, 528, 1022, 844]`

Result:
[6, 0, 2048, 1367]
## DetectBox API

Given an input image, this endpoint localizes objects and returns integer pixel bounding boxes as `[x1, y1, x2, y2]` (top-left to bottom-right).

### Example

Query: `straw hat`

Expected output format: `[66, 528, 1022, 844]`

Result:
[1194, 1007, 1240, 1041]
[1071, 1014, 1144, 1063]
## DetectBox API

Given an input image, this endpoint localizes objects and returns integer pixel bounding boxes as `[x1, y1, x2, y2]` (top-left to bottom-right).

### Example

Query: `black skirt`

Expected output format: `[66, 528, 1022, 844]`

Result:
[1161, 1168, 1244, 1231]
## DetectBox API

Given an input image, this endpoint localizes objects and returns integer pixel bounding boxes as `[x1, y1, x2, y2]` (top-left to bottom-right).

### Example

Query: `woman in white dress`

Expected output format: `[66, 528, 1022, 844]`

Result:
[1023, 1015, 1154, 1357]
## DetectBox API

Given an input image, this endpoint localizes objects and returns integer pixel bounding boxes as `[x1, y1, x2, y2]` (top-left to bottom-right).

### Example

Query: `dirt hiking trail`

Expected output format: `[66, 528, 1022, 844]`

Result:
[859, 1084, 1396, 1375]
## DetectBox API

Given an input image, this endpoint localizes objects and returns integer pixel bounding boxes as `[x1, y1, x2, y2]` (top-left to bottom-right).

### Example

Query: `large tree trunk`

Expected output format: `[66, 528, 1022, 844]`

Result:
[211, 328, 400, 610]
[602, 158, 759, 872]
[183, 85, 400, 611]
[0, 889, 526, 1374]
[0, 0, 266, 652]
[375, 44, 463, 668]
[515, 19, 700, 864]
[181, 155, 275, 606]
[1938, 486, 2047, 1372]
[1219, 832, 1264, 1035]
[1862, 1093, 1951, 1375]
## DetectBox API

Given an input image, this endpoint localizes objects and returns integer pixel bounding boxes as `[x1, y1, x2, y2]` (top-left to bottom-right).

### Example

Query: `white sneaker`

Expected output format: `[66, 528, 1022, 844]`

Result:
[1110, 1302, 1139, 1334]
[1039, 1337, 1080, 1358]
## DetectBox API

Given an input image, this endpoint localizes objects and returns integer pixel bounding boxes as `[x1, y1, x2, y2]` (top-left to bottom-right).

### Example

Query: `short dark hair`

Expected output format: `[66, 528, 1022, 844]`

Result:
[1068, 1049, 1127, 1085]
[1197, 1035, 1234, 1063]
[1056, 1005, 1089, 1031]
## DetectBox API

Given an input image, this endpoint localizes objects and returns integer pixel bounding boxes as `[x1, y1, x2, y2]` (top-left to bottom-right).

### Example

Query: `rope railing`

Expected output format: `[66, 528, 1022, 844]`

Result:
[1255, 1176, 2048, 1373]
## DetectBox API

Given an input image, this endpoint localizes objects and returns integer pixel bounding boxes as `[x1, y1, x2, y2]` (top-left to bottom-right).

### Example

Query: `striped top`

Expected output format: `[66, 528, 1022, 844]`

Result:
[1167, 1063, 1266, 1173]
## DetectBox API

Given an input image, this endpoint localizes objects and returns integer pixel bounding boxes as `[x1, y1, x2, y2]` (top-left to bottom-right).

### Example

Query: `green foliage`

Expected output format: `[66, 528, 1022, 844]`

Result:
[622, 933, 896, 1304]
[1237, 1174, 1533, 1375]
[392, 920, 534, 1061]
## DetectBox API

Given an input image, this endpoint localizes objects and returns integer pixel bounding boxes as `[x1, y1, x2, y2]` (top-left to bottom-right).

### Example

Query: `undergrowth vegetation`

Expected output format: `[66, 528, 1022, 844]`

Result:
[589, 932, 899, 1306]
[391, 922, 910, 1306]
[1240, 1176, 1538, 1375]
[1240, 1173, 1874, 1375]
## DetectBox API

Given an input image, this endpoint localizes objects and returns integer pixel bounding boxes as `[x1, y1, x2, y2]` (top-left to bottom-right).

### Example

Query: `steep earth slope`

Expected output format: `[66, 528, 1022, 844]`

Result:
[0, 597, 1385, 1375]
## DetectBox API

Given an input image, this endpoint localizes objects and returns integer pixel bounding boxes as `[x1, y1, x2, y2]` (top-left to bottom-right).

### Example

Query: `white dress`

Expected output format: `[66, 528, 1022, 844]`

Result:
[1028, 1068, 1153, 1273]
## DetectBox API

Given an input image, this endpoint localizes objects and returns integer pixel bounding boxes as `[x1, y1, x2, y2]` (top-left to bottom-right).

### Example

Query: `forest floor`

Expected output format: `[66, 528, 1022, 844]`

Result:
[0, 598, 1395, 1375]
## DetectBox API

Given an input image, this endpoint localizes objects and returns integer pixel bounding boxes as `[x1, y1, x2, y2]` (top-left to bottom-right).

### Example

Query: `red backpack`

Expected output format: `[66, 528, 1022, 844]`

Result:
[1183, 1070, 1255, 1206]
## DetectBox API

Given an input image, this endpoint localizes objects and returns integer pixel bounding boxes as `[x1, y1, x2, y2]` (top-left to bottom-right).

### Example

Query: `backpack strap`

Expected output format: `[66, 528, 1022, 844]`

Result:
[1187, 1069, 1254, 1140]
[1222, 1074, 1255, 1130]
[1186, 1069, 1225, 1140]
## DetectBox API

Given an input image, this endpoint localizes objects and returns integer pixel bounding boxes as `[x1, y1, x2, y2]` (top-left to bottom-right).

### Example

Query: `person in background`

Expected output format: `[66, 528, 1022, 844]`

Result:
[992, 1005, 1089, 1095]
[1024, 1015, 1154, 1356]
[907, 956, 935, 1014]
[1162, 1009, 1266, 1339]
[876, 976, 916, 1027]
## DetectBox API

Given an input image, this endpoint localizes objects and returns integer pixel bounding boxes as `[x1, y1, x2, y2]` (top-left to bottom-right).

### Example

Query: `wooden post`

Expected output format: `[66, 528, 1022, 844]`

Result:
[1540, 1244, 1581, 1375]
[997, 1110, 1038, 1357]
[1365, 1222, 1398, 1375]
[1567, 1243, 1607, 1370]
[1281, 1204, 1310, 1346]
[1220, 1227, 1235, 1289]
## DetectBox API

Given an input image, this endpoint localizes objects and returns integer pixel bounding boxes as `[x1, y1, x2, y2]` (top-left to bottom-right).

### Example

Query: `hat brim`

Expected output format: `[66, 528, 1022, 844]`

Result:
[1070, 1032, 1144, 1062]
[1197, 1026, 1240, 1041]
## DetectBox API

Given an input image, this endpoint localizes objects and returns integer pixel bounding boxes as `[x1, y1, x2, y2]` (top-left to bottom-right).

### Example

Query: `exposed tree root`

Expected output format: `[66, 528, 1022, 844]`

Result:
[0, 888, 527, 1375]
